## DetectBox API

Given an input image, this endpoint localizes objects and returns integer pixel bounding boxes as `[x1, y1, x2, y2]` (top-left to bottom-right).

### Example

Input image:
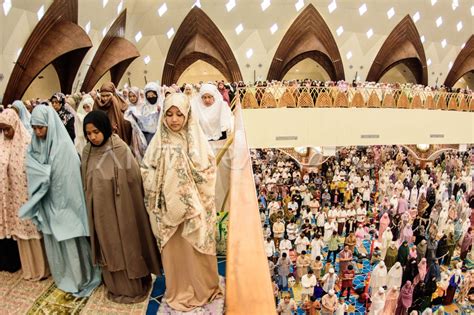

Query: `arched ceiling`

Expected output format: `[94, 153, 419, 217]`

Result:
[0, 0, 472, 99]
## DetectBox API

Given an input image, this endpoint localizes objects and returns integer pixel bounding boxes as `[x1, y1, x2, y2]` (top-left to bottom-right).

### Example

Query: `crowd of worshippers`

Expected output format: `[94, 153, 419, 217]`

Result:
[252, 147, 474, 315]
[0, 81, 233, 310]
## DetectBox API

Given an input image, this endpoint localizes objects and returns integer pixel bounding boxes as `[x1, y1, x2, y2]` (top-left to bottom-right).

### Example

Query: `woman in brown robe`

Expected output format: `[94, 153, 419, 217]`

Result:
[384, 241, 398, 270]
[81, 110, 161, 303]
[94, 82, 132, 145]
[141, 93, 222, 311]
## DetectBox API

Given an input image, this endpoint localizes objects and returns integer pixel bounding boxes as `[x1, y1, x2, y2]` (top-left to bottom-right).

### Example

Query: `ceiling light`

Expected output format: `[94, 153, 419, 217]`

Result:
[387, 7, 394, 19]
[135, 31, 142, 42]
[235, 23, 243, 35]
[37, 5, 45, 20]
[461, 42, 466, 49]
[427, 58, 432, 66]
[472, 6, 474, 16]
[359, 3, 367, 16]
[436, 16, 443, 27]
[102, 27, 107, 37]
[366, 28, 373, 39]
[16, 48, 22, 58]
[328, 0, 337, 13]
[420, 35, 425, 43]
[193, 0, 201, 8]
[103, 0, 108, 8]
[144, 55, 151, 65]
[413, 11, 420, 23]
[85, 21, 91, 34]
[295, 0, 304, 12]
[3, 0, 12, 16]
[448, 61, 453, 69]
[336, 26, 344, 36]
[456, 21, 463, 31]
[346, 51, 352, 60]
[431, 0, 437, 5]
[417, 144, 430, 151]
[246, 49, 253, 58]
[117, 0, 123, 14]
[441, 39, 447, 48]
[270, 23, 278, 34]
[226, 0, 235, 12]
[261, 0, 270, 11]
[452, 0, 458, 10]
[167, 27, 175, 39]
[158, 3, 167, 16]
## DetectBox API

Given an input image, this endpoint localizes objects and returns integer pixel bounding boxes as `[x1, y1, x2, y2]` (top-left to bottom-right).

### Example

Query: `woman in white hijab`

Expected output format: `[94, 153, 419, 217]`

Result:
[141, 93, 222, 311]
[192, 83, 232, 142]
[74, 95, 94, 156]
[370, 261, 388, 295]
[386, 262, 403, 289]
[369, 287, 386, 315]
[132, 82, 161, 144]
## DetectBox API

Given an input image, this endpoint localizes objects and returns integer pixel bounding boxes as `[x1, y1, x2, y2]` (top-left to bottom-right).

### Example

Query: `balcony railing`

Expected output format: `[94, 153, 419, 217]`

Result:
[236, 86, 474, 111]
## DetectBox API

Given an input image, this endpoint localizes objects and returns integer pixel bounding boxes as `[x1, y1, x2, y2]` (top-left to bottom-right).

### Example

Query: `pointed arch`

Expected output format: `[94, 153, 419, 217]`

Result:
[3, 0, 92, 104]
[444, 35, 474, 87]
[366, 15, 427, 85]
[81, 10, 139, 92]
[267, 4, 344, 81]
[162, 7, 242, 86]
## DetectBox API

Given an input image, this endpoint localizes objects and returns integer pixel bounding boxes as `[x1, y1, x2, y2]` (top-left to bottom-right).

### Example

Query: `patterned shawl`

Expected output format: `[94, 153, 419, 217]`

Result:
[0, 109, 41, 239]
[141, 93, 217, 255]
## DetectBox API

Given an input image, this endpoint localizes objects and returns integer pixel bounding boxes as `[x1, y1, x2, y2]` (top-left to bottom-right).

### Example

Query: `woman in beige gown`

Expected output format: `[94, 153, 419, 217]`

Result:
[382, 286, 400, 314]
[141, 93, 222, 311]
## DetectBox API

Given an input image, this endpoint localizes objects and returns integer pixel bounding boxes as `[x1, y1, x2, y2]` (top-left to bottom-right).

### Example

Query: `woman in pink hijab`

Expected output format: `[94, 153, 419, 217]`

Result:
[413, 258, 427, 285]
[395, 281, 414, 315]
[378, 213, 390, 241]
[355, 224, 367, 247]
[399, 223, 413, 245]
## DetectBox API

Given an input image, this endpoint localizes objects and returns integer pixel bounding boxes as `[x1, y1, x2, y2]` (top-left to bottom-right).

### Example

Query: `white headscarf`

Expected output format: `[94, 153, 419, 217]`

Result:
[386, 262, 403, 289]
[192, 83, 232, 141]
[75, 95, 94, 156]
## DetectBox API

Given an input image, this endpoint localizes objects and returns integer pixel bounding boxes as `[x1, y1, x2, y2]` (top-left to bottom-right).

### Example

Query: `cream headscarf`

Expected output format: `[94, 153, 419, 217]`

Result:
[141, 93, 217, 255]
[192, 83, 232, 141]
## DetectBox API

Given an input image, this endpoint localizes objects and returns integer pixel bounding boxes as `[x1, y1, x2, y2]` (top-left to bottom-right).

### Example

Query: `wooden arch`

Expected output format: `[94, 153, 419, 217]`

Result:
[162, 7, 243, 86]
[444, 35, 474, 87]
[267, 4, 344, 81]
[3, 0, 91, 104]
[379, 57, 424, 84]
[81, 10, 139, 92]
[366, 15, 427, 85]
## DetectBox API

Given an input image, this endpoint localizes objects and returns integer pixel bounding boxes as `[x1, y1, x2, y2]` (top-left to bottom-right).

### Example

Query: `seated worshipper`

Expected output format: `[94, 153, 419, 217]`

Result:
[141, 93, 222, 311]
[129, 82, 161, 144]
[19, 105, 101, 297]
[81, 111, 161, 303]
[94, 82, 132, 145]
[0, 109, 49, 279]
[74, 95, 94, 156]
[50, 92, 75, 141]
[11, 100, 33, 134]
[192, 83, 232, 141]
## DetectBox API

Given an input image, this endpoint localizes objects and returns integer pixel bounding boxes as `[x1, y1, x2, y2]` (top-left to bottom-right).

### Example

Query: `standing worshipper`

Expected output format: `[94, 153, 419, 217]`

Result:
[443, 269, 462, 305]
[414, 258, 427, 285]
[460, 227, 473, 265]
[217, 81, 230, 106]
[321, 290, 337, 315]
[11, 100, 33, 134]
[370, 261, 388, 295]
[19, 105, 100, 297]
[382, 287, 400, 315]
[81, 111, 161, 303]
[416, 239, 427, 263]
[50, 92, 75, 141]
[386, 262, 403, 289]
[425, 259, 441, 283]
[94, 82, 132, 145]
[132, 82, 161, 144]
[338, 245, 352, 275]
[141, 93, 222, 311]
[397, 241, 409, 266]
[192, 83, 232, 141]
[74, 95, 94, 156]
[277, 252, 291, 289]
[340, 264, 355, 301]
[395, 281, 414, 315]
[378, 213, 390, 241]
[0, 109, 49, 279]
[370, 287, 386, 315]
[384, 241, 399, 270]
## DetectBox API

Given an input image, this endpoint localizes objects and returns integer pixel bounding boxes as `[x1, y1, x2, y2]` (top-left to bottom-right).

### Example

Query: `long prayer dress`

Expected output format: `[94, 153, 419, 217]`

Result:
[0, 109, 48, 278]
[82, 134, 162, 303]
[19, 105, 100, 297]
[382, 287, 399, 315]
[141, 93, 222, 311]
[384, 246, 398, 270]
[443, 274, 461, 305]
